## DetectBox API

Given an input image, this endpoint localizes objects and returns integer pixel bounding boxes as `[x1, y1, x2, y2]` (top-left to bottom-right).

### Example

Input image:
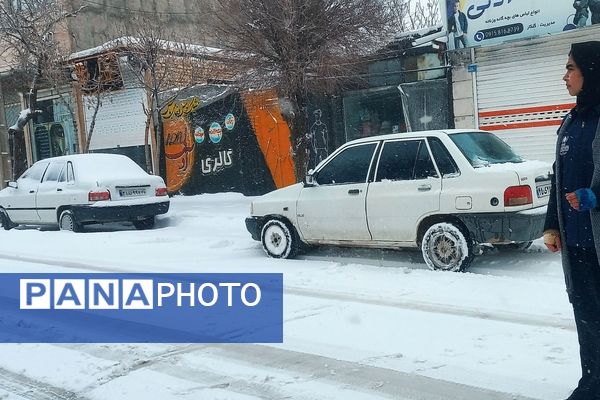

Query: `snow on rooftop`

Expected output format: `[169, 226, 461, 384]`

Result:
[394, 23, 444, 41]
[68, 36, 223, 61]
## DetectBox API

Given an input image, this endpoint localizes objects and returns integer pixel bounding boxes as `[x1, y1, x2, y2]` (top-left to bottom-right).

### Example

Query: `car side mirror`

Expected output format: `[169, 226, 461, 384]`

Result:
[7, 181, 17, 189]
[304, 174, 317, 187]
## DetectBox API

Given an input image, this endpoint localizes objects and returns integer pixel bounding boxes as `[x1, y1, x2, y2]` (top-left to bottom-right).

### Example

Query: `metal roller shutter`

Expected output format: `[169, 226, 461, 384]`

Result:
[474, 26, 600, 162]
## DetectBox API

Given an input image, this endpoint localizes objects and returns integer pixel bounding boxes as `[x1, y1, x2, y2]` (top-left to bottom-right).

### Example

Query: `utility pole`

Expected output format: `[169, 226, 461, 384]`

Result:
[0, 80, 10, 187]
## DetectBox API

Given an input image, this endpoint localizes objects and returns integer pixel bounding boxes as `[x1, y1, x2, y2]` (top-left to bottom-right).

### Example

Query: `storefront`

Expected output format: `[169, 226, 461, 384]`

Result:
[341, 50, 449, 143]
[343, 86, 405, 141]
[473, 25, 600, 162]
[3, 90, 79, 166]
[30, 95, 78, 162]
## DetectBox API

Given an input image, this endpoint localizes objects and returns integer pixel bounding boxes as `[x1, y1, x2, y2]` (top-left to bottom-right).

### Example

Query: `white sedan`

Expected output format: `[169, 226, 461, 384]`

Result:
[0, 153, 170, 231]
[246, 129, 552, 272]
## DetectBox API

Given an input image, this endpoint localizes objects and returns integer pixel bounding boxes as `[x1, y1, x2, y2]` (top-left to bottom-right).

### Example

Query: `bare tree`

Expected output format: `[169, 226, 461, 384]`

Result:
[210, 0, 392, 180]
[0, 0, 83, 179]
[388, 0, 440, 32]
[118, 15, 229, 174]
[120, 19, 188, 175]
[210, 0, 437, 180]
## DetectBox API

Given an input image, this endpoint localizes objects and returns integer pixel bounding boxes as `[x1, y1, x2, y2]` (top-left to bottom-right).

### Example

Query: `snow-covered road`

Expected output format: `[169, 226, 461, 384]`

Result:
[0, 194, 577, 400]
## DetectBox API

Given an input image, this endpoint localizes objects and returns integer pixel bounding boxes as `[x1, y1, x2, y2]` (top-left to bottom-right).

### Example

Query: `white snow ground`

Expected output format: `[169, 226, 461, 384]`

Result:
[0, 193, 578, 400]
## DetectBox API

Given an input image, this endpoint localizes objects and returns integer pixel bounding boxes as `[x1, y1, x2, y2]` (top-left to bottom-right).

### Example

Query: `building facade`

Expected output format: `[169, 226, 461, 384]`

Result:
[0, 0, 217, 186]
[450, 24, 600, 163]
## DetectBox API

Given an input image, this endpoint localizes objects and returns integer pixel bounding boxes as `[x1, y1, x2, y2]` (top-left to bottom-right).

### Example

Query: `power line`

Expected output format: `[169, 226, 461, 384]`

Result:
[80, 0, 209, 16]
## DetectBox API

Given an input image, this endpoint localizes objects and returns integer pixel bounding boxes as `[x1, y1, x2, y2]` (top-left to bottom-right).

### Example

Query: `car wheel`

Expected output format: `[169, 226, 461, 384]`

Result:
[133, 216, 155, 230]
[494, 241, 533, 251]
[0, 209, 15, 231]
[261, 219, 300, 259]
[59, 210, 82, 232]
[421, 222, 473, 272]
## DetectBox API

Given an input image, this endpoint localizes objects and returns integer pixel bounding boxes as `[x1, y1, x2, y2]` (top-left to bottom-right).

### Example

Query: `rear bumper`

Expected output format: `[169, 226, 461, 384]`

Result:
[456, 206, 547, 244]
[71, 201, 170, 223]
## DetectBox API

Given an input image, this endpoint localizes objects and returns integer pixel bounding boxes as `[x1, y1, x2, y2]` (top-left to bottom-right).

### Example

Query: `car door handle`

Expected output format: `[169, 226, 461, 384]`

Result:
[29, 190, 35, 194]
[348, 189, 360, 195]
[418, 184, 432, 191]
[57, 188, 63, 192]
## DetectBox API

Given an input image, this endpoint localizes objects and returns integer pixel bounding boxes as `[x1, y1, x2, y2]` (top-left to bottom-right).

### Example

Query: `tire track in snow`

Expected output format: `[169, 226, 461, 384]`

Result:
[285, 286, 575, 331]
[210, 344, 539, 400]
[57, 343, 538, 400]
[0, 251, 575, 331]
[59, 344, 321, 400]
[0, 253, 132, 273]
[0, 252, 553, 399]
[0, 366, 87, 400]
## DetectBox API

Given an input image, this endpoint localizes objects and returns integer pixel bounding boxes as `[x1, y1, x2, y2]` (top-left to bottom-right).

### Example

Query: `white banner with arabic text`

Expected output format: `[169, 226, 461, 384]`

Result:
[444, 0, 599, 49]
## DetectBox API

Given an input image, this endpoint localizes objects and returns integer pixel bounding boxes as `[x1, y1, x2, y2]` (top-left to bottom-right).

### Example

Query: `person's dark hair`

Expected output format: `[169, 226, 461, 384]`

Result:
[570, 41, 600, 108]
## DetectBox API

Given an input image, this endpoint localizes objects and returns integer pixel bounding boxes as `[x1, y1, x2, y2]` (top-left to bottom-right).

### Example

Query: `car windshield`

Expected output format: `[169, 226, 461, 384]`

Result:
[449, 132, 524, 167]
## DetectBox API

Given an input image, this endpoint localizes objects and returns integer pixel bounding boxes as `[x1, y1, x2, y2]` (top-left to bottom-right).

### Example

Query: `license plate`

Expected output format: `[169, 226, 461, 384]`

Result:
[119, 188, 146, 197]
[536, 183, 551, 198]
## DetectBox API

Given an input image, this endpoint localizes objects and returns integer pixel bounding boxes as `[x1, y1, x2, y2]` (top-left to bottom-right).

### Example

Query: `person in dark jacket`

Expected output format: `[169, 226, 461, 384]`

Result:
[589, 0, 600, 24]
[574, 0, 590, 27]
[448, 1, 468, 49]
[544, 41, 600, 400]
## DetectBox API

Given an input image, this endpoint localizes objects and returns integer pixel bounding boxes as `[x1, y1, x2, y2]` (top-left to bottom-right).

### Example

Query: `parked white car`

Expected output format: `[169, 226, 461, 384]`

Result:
[0, 153, 170, 231]
[246, 129, 552, 272]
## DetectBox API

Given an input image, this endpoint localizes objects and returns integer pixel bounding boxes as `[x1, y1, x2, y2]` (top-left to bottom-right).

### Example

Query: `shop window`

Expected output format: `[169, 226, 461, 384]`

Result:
[74, 53, 124, 94]
[399, 79, 449, 132]
[343, 87, 405, 142]
[30, 97, 78, 162]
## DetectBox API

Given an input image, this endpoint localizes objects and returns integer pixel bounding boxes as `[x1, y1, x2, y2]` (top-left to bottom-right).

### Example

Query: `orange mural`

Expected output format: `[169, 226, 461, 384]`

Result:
[242, 90, 296, 188]
[163, 117, 195, 192]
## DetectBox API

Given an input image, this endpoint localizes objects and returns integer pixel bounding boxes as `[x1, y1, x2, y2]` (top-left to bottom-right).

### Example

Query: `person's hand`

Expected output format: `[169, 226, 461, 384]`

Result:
[566, 192, 580, 210]
[544, 230, 561, 252]
[566, 188, 597, 211]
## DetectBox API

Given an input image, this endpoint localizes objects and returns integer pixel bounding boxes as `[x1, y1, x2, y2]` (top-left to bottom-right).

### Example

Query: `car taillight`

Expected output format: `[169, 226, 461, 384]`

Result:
[155, 187, 168, 196]
[504, 185, 532, 206]
[89, 190, 111, 202]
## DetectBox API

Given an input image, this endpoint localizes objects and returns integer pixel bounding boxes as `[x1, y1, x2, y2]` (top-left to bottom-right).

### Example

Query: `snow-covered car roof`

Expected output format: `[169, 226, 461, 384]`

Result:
[32, 153, 150, 181]
[344, 129, 490, 146]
